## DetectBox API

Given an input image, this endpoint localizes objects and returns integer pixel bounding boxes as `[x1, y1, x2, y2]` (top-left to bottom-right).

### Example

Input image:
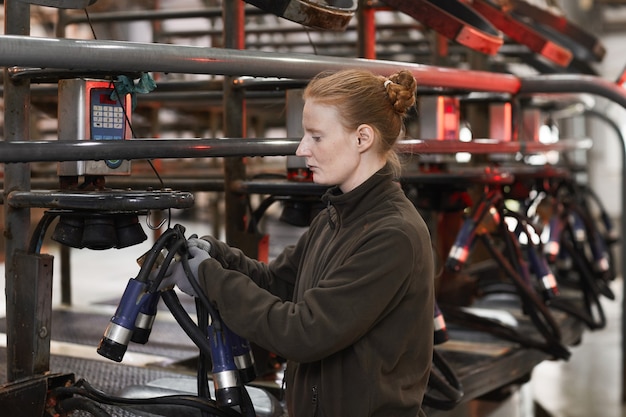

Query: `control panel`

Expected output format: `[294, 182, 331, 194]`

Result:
[58, 79, 132, 176]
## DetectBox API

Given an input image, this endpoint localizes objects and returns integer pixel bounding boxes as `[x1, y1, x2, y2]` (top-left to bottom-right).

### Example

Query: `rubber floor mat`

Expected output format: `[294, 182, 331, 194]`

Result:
[0, 347, 198, 417]
[0, 306, 198, 361]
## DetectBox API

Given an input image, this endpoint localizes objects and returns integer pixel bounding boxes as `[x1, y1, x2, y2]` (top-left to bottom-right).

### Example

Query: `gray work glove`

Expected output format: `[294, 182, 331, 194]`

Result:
[187, 237, 212, 254]
[158, 245, 211, 296]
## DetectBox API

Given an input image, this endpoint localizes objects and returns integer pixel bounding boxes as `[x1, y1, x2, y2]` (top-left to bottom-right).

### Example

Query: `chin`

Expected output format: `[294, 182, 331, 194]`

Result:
[312, 175, 329, 186]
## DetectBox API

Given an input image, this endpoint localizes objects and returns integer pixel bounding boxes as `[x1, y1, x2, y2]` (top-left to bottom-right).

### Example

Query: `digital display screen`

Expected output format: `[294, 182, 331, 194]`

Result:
[98, 93, 118, 105]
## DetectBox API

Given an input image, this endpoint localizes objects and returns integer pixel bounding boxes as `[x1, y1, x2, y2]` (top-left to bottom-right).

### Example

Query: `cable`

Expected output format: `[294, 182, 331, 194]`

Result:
[28, 211, 59, 254]
[83, 8, 98, 40]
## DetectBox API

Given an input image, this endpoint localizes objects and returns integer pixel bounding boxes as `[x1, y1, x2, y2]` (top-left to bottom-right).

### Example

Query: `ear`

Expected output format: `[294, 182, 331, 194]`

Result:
[356, 124, 376, 153]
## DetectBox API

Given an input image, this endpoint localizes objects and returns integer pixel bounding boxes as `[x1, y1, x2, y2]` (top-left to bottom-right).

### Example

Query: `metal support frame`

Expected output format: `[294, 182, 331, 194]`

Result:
[3, 0, 37, 383]
[222, 1, 248, 247]
[10, 252, 54, 378]
[1, 27, 626, 401]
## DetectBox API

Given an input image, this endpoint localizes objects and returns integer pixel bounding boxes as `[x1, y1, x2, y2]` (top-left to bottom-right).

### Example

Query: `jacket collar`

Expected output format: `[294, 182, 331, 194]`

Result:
[321, 165, 394, 228]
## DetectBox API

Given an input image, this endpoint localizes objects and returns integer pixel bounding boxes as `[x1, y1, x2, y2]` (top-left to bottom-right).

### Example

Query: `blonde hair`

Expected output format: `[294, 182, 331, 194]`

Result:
[303, 69, 417, 176]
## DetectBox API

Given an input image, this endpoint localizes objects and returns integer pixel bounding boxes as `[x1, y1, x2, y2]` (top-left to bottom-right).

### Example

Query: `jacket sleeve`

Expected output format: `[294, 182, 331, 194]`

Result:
[198, 226, 427, 363]
[201, 233, 303, 302]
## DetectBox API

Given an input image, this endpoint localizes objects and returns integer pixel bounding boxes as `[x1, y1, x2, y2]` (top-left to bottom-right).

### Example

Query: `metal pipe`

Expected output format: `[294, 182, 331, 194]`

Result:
[0, 138, 300, 163]
[145, 22, 419, 40]
[357, 0, 377, 59]
[61, 7, 262, 25]
[222, 1, 248, 246]
[0, 177, 226, 192]
[0, 35, 521, 93]
[519, 74, 626, 108]
[0, 137, 593, 164]
[3, 0, 45, 383]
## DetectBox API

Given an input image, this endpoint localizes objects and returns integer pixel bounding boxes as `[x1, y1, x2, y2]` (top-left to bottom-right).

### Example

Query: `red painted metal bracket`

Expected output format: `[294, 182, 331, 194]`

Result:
[381, 0, 504, 55]
[470, 0, 573, 67]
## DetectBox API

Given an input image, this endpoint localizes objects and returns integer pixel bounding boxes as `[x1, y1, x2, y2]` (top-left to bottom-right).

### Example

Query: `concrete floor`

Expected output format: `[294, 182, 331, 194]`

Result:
[530, 277, 625, 417]
[0, 213, 624, 417]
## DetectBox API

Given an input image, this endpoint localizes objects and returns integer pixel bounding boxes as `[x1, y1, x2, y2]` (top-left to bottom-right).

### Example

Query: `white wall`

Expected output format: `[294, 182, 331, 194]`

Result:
[586, 34, 626, 218]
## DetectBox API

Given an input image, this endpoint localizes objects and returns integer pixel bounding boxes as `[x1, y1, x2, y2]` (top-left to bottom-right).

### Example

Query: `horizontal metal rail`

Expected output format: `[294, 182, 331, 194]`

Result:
[519, 74, 626, 107]
[61, 7, 260, 24]
[5, 189, 195, 210]
[0, 138, 300, 163]
[0, 35, 521, 93]
[0, 138, 592, 164]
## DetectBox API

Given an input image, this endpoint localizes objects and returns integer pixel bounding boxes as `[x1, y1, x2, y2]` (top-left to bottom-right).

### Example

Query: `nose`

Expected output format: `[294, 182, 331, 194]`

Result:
[296, 137, 309, 157]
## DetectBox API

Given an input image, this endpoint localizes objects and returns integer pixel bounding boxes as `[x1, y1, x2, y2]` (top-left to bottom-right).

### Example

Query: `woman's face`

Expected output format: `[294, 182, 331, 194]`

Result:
[296, 100, 361, 193]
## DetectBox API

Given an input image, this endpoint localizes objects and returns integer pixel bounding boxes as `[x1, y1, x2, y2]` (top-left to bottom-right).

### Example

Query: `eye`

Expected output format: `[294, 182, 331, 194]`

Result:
[312, 136, 321, 142]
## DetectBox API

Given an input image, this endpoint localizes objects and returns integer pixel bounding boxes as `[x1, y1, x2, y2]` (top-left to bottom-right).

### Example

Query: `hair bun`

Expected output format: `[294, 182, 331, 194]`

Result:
[386, 70, 417, 116]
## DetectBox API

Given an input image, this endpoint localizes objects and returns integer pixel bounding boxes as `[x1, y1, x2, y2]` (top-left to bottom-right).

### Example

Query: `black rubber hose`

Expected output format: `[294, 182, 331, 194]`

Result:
[548, 296, 604, 330]
[55, 397, 112, 417]
[439, 304, 568, 358]
[53, 379, 240, 417]
[423, 349, 464, 410]
[568, 202, 616, 285]
[196, 297, 214, 417]
[181, 250, 222, 326]
[559, 238, 607, 329]
[28, 210, 58, 254]
[472, 235, 570, 360]
[479, 233, 563, 341]
[146, 233, 186, 293]
[135, 227, 179, 283]
[237, 380, 256, 417]
[161, 289, 214, 357]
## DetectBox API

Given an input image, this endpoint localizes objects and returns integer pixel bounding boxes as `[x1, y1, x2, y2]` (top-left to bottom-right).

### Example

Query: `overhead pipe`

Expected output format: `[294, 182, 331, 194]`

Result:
[0, 35, 521, 93]
[60, 6, 262, 25]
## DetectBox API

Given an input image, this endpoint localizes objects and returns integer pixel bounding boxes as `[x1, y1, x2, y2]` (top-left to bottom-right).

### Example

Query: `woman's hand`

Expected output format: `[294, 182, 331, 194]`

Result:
[158, 246, 211, 296]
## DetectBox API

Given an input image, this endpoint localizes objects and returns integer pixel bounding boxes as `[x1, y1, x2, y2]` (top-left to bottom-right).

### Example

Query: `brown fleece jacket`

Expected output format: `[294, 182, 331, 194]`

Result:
[198, 165, 434, 417]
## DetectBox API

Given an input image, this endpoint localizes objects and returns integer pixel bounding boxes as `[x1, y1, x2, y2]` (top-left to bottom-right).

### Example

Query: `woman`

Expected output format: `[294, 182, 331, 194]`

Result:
[177, 68, 434, 416]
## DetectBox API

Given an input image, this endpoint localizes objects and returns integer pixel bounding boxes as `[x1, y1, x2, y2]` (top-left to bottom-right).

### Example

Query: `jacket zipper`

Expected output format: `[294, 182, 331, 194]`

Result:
[313, 204, 340, 286]
[312, 384, 319, 416]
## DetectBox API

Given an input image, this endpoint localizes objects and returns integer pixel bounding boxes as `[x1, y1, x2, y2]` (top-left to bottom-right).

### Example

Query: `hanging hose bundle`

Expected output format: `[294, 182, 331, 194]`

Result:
[509, 207, 606, 331]
[87, 224, 258, 416]
[476, 232, 570, 360]
[443, 189, 571, 360]
[526, 179, 615, 331]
